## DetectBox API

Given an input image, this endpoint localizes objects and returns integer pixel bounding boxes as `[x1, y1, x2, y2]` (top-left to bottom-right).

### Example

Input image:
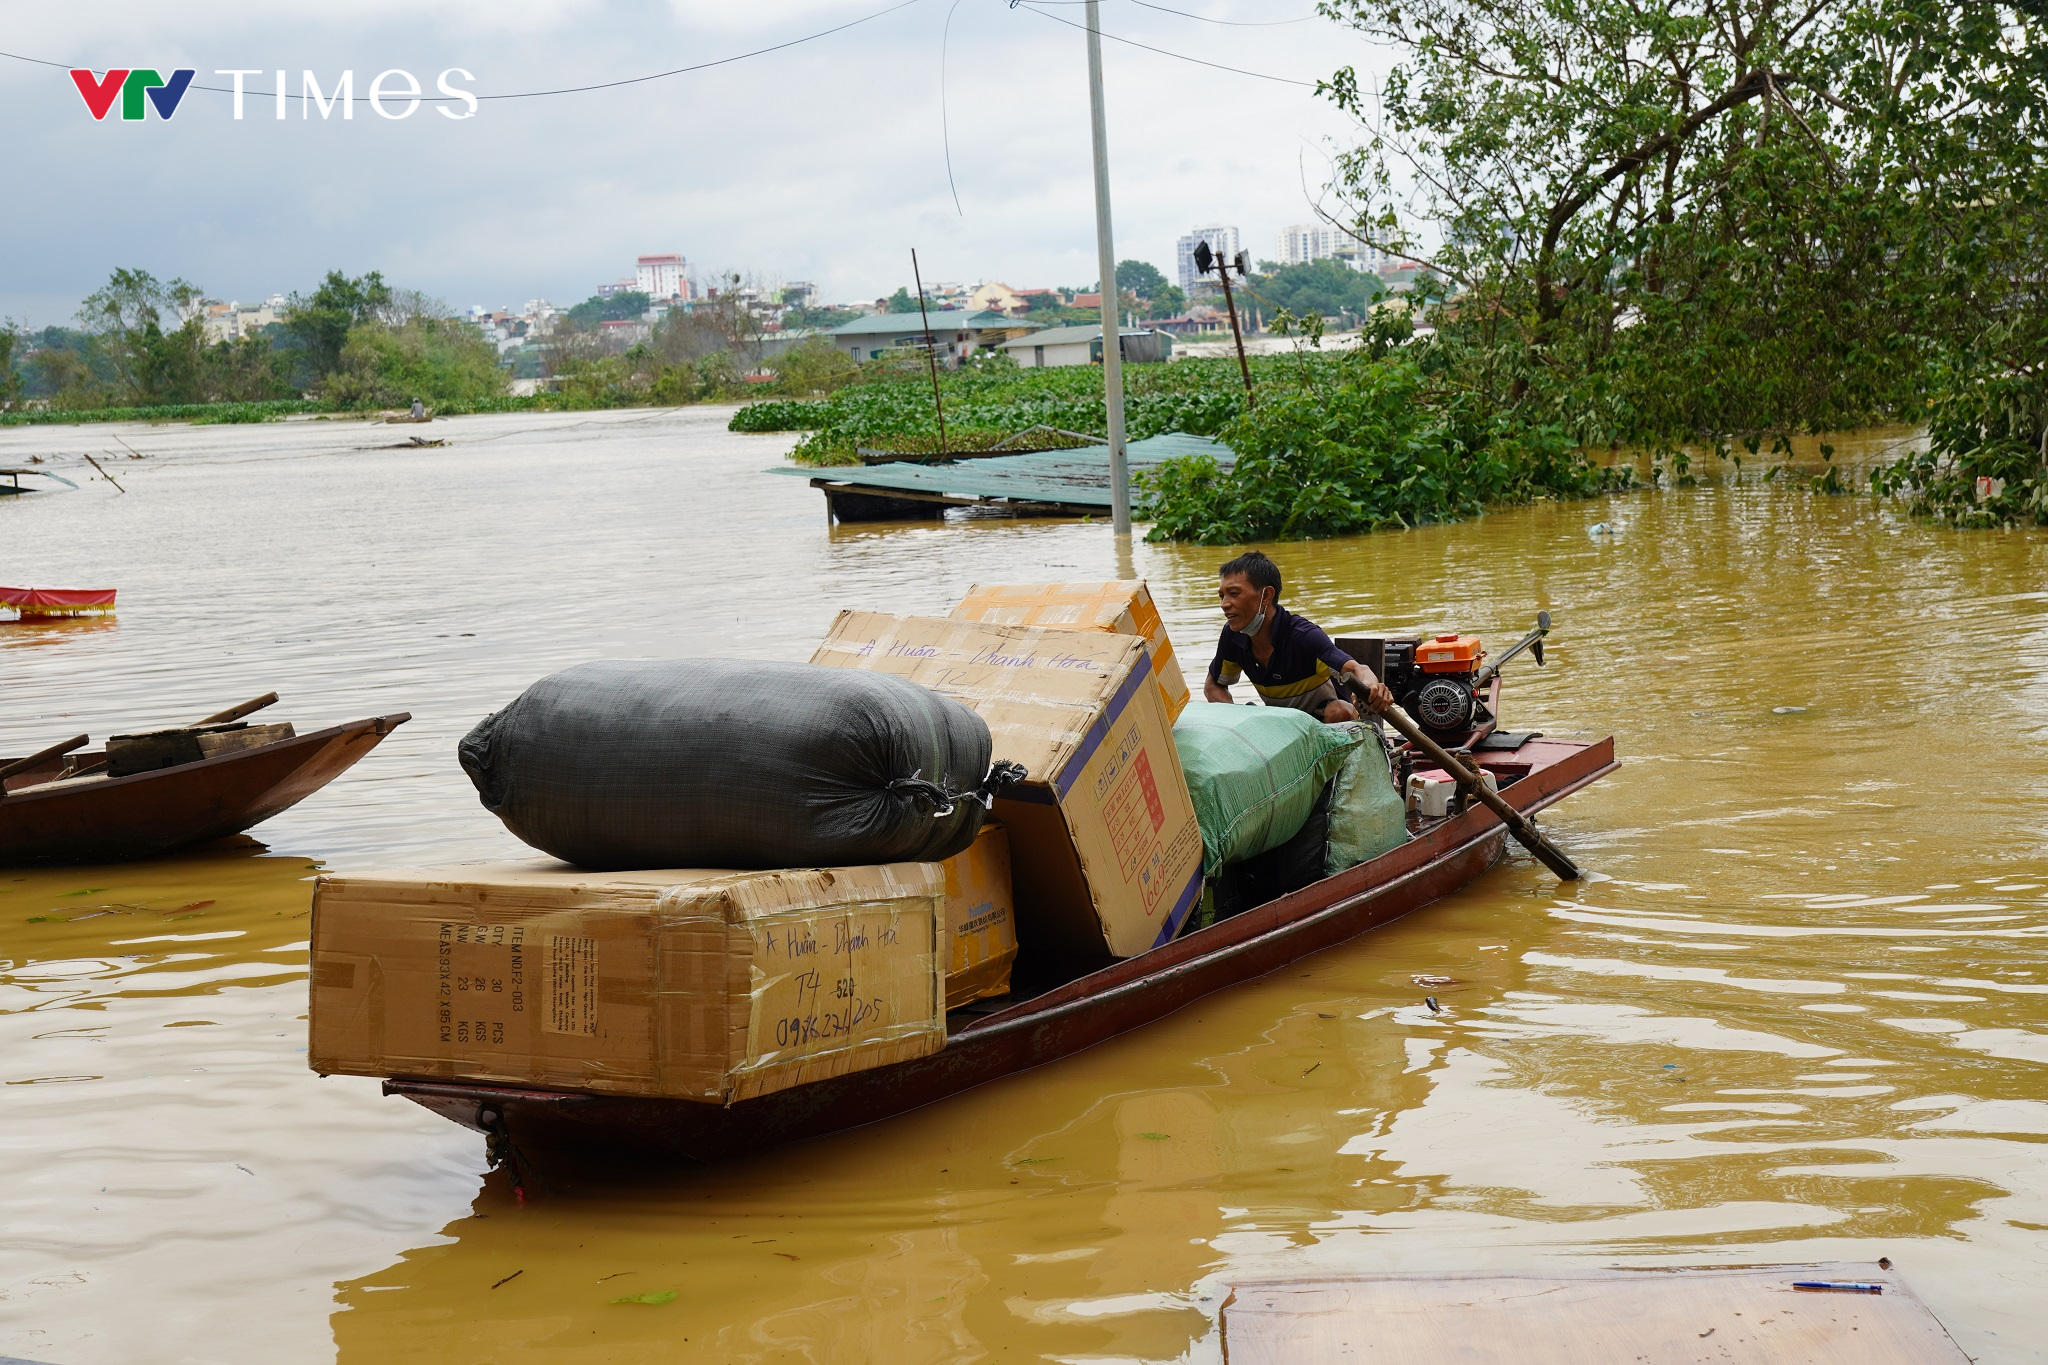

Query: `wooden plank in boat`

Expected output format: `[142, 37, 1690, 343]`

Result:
[1219, 1265, 1966, 1364]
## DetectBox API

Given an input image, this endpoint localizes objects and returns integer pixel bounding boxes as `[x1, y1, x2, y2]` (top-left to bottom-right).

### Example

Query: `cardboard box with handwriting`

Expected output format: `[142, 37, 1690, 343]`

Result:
[308, 860, 945, 1103]
[950, 579, 1191, 722]
[812, 613, 1204, 957]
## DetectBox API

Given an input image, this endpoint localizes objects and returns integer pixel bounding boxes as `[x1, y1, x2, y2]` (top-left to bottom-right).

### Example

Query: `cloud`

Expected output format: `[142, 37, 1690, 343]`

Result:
[0, 0, 1389, 322]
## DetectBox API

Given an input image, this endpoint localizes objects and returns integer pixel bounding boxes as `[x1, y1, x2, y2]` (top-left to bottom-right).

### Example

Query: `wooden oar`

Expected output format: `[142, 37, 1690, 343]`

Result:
[0, 734, 90, 789]
[198, 692, 279, 726]
[1380, 703, 1583, 881]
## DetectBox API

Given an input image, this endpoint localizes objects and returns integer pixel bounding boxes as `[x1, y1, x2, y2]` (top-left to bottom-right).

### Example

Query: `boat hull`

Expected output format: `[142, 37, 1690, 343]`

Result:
[0, 714, 410, 865]
[386, 736, 1615, 1164]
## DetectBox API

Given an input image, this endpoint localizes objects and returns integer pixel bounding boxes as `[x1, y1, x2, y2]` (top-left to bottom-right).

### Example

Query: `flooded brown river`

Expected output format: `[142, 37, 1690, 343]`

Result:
[2, 410, 2044, 1363]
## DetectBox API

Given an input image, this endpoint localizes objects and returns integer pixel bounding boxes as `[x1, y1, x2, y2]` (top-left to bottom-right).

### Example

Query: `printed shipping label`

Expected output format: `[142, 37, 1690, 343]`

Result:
[434, 922, 529, 1047]
[1100, 728, 1169, 886]
[544, 933, 599, 1037]
[1136, 821, 1202, 913]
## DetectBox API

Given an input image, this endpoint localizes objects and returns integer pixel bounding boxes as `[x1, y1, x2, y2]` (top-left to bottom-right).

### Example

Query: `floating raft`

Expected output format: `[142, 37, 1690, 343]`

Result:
[766, 433, 1234, 521]
[1219, 1265, 1966, 1364]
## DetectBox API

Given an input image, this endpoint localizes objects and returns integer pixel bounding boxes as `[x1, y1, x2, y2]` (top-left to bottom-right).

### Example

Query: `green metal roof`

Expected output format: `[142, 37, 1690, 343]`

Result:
[826, 310, 1040, 337]
[996, 324, 1153, 348]
[763, 433, 1234, 512]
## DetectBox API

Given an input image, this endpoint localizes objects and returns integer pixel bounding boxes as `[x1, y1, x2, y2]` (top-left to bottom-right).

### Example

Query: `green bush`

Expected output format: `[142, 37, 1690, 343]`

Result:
[1873, 350, 2048, 526]
[1141, 352, 1631, 543]
[322, 319, 510, 409]
[0, 398, 319, 426]
[769, 337, 859, 397]
[729, 399, 828, 432]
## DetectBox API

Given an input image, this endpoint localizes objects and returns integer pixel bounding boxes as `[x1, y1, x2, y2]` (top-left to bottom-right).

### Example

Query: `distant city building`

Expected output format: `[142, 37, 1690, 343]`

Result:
[997, 324, 1170, 369]
[968, 282, 1032, 316]
[781, 281, 821, 309]
[200, 293, 287, 343]
[1176, 225, 1241, 295]
[635, 254, 689, 301]
[823, 309, 1039, 366]
[595, 277, 637, 300]
[1278, 223, 1386, 272]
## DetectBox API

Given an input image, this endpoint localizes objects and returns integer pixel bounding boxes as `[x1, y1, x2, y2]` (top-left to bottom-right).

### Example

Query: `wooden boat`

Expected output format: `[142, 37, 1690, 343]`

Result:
[0, 468, 79, 498]
[0, 584, 116, 618]
[1, 708, 411, 865]
[385, 728, 1615, 1165]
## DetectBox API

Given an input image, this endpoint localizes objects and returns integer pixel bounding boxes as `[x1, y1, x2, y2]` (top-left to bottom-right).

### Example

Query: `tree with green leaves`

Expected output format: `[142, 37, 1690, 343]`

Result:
[564, 291, 652, 327]
[1247, 259, 1385, 326]
[1117, 259, 1187, 318]
[1115, 259, 1168, 300]
[1315, 0, 2048, 447]
[77, 267, 208, 404]
[280, 271, 393, 386]
[322, 316, 508, 409]
[0, 321, 19, 407]
[783, 305, 862, 331]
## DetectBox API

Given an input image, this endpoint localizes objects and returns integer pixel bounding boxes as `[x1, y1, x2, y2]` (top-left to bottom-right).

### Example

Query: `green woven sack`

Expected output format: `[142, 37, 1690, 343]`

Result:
[1172, 703, 1362, 875]
[1324, 722, 1410, 875]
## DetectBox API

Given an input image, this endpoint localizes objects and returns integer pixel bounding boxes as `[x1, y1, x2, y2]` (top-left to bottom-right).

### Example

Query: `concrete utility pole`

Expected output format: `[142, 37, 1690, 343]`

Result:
[1084, 0, 1131, 536]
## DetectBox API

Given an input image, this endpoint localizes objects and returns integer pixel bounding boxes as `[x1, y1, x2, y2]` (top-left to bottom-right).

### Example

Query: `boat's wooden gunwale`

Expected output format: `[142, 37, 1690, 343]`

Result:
[960, 735, 1611, 1035]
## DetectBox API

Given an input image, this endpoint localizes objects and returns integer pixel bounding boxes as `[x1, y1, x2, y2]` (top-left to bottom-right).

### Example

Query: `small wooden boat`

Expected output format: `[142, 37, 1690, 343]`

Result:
[1, 695, 410, 865]
[0, 584, 116, 618]
[385, 728, 1615, 1165]
[0, 469, 79, 498]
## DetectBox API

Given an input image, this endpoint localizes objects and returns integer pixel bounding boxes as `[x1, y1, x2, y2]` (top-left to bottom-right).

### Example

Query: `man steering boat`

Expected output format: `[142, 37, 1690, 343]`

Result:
[1203, 550, 1393, 722]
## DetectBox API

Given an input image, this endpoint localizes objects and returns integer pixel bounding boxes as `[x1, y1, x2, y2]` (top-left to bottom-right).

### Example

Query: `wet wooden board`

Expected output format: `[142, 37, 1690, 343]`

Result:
[1219, 1265, 1967, 1364]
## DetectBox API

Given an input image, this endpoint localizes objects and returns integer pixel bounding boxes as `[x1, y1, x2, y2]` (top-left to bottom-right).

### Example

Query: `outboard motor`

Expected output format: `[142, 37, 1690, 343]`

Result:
[1382, 634, 1485, 740]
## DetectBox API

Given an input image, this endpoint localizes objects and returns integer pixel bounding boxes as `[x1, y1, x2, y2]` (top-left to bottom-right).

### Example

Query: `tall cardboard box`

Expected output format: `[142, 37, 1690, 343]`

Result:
[950, 580, 1191, 722]
[812, 613, 1205, 957]
[309, 861, 945, 1103]
[943, 822, 1016, 1008]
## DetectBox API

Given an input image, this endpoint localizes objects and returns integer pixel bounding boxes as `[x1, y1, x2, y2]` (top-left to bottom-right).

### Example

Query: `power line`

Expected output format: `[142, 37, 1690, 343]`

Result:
[1127, 0, 1314, 26]
[1012, 2, 1317, 86]
[0, 0, 927, 105]
[941, 0, 967, 215]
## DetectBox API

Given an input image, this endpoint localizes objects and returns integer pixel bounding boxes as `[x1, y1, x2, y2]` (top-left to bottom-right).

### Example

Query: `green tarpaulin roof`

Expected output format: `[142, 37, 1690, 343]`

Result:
[763, 433, 1233, 512]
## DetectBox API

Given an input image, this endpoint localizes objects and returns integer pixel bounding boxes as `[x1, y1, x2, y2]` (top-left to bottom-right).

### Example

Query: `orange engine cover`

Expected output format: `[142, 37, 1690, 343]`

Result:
[1417, 633, 1483, 673]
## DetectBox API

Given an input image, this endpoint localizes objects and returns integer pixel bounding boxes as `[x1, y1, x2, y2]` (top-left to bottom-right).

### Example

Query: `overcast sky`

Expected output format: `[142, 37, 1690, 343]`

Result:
[0, 1, 1396, 325]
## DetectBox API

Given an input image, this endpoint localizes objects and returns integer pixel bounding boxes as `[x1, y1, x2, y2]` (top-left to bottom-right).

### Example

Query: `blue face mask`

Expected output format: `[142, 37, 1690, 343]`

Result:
[1238, 593, 1269, 638]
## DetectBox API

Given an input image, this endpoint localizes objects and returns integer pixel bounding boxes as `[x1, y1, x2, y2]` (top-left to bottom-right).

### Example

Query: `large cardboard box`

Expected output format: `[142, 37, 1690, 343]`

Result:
[943, 822, 1016, 1009]
[950, 580, 1191, 722]
[812, 613, 1205, 957]
[309, 860, 945, 1103]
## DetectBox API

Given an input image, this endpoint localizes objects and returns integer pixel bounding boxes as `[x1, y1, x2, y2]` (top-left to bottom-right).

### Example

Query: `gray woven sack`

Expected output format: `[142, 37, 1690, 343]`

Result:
[459, 659, 1001, 871]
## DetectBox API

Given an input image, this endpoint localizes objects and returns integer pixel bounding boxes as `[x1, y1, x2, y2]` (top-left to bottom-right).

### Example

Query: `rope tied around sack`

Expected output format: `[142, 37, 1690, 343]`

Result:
[888, 760, 1030, 817]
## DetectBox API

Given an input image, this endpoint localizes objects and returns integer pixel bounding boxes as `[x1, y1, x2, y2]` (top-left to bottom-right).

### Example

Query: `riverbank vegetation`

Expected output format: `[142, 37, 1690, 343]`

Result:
[1295, 0, 2048, 532]
[729, 0, 2047, 541]
[0, 266, 811, 425]
[729, 354, 1253, 465]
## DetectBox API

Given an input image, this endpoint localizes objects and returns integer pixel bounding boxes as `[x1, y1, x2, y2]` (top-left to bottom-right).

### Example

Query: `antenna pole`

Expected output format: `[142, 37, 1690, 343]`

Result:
[1217, 263, 1254, 405]
[910, 248, 948, 455]
[1084, 0, 1131, 536]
